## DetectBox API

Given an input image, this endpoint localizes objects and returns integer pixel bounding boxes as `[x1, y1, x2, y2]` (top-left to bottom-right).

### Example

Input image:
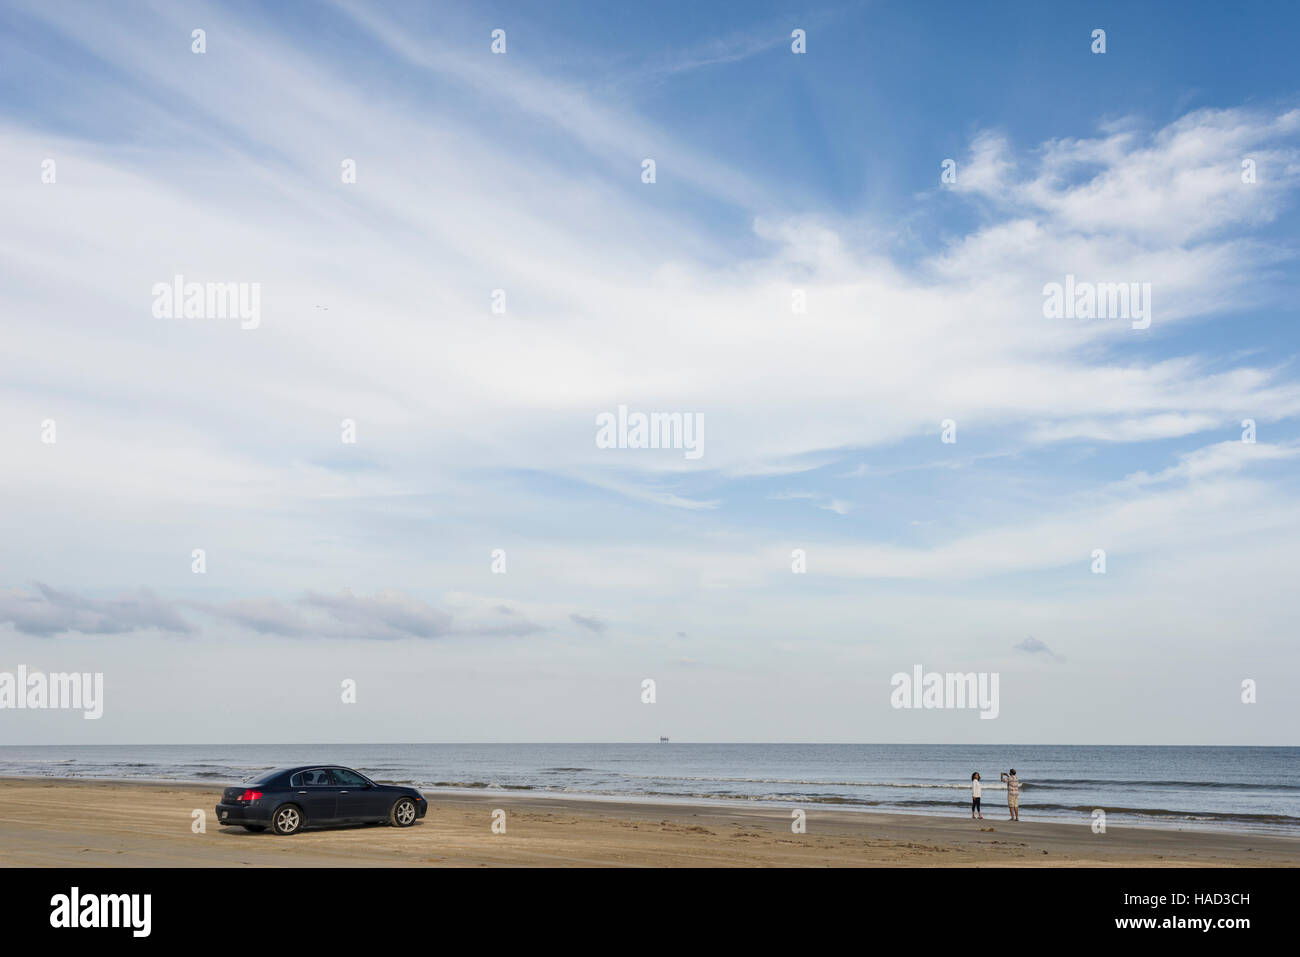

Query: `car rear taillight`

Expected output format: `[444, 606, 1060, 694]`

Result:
[239, 790, 263, 802]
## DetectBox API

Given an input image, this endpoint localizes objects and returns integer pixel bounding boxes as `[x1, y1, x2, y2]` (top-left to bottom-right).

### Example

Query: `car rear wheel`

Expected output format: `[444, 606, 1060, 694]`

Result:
[242, 825, 267, 833]
[272, 804, 303, 835]
[390, 797, 417, 827]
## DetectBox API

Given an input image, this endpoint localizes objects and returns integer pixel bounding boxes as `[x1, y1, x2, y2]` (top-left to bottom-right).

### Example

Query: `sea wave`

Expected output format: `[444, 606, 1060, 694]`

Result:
[1024, 778, 1300, 791]
[620, 773, 1012, 790]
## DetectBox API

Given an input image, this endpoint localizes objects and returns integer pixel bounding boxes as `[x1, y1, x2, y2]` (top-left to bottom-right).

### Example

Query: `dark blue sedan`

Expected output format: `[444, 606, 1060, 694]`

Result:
[215, 765, 427, 835]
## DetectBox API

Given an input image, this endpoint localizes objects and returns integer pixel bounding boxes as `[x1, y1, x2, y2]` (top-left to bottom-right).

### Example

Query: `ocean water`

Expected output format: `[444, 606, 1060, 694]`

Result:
[0, 743, 1296, 835]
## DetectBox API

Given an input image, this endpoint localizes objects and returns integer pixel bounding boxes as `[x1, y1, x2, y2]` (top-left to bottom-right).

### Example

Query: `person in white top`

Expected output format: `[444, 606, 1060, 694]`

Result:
[970, 772, 983, 819]
[1000, 769, 1022, 821]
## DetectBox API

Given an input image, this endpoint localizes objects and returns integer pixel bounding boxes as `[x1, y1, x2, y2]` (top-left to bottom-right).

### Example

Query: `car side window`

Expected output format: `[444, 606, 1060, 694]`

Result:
[331, 769, 366, 787]
[290, 769, 332, 787]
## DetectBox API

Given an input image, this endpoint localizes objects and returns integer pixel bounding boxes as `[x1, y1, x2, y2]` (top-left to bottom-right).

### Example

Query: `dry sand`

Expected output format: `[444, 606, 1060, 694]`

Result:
[1, 776, 1296, 867]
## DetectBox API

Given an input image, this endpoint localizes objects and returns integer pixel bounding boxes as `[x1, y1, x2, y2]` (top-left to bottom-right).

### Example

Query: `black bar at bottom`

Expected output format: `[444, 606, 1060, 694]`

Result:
[2, 866, 1281, 942]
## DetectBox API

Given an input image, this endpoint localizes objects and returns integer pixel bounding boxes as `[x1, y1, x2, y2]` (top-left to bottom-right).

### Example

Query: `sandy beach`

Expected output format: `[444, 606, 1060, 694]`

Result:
[0, 776, 1296, 867]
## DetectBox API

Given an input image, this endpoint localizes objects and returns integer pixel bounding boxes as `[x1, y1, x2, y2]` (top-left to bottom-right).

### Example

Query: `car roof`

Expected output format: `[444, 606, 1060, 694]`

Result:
[276, 764, 358, 774]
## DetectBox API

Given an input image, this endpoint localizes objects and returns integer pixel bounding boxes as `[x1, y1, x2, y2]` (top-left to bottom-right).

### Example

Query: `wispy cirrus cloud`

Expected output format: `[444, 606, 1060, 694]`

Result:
[1, 1, 1298, 746]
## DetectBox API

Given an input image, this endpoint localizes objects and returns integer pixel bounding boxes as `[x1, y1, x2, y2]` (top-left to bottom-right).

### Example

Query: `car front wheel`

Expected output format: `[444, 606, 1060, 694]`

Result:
[390, 797, 417, 827]
[272, 804, 303, 835]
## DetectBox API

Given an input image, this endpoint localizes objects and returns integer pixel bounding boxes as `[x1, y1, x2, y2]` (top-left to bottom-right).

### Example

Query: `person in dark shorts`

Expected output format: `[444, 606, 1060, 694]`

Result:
[970, 771, 983, 819]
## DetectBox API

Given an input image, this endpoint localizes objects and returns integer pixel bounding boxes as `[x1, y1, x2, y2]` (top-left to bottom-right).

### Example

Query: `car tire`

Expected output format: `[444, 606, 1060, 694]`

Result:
[271, 803, 304, 835]
[390, 797, 418, 827]
[242, 825, 267, 833]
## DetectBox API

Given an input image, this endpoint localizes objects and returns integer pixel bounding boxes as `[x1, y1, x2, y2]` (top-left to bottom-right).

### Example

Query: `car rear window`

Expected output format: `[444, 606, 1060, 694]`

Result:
[244, 769, 283, 786]
[290, 769, 333, 787]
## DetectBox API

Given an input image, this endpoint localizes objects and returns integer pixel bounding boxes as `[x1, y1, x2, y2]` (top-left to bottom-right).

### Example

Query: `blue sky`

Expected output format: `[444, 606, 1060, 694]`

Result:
[1, 1, 1298, 745]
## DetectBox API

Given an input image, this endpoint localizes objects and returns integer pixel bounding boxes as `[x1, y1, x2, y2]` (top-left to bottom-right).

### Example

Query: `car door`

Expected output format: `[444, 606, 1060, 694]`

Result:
[290, 768, 338, 824]
[330, 767, 385, 821]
